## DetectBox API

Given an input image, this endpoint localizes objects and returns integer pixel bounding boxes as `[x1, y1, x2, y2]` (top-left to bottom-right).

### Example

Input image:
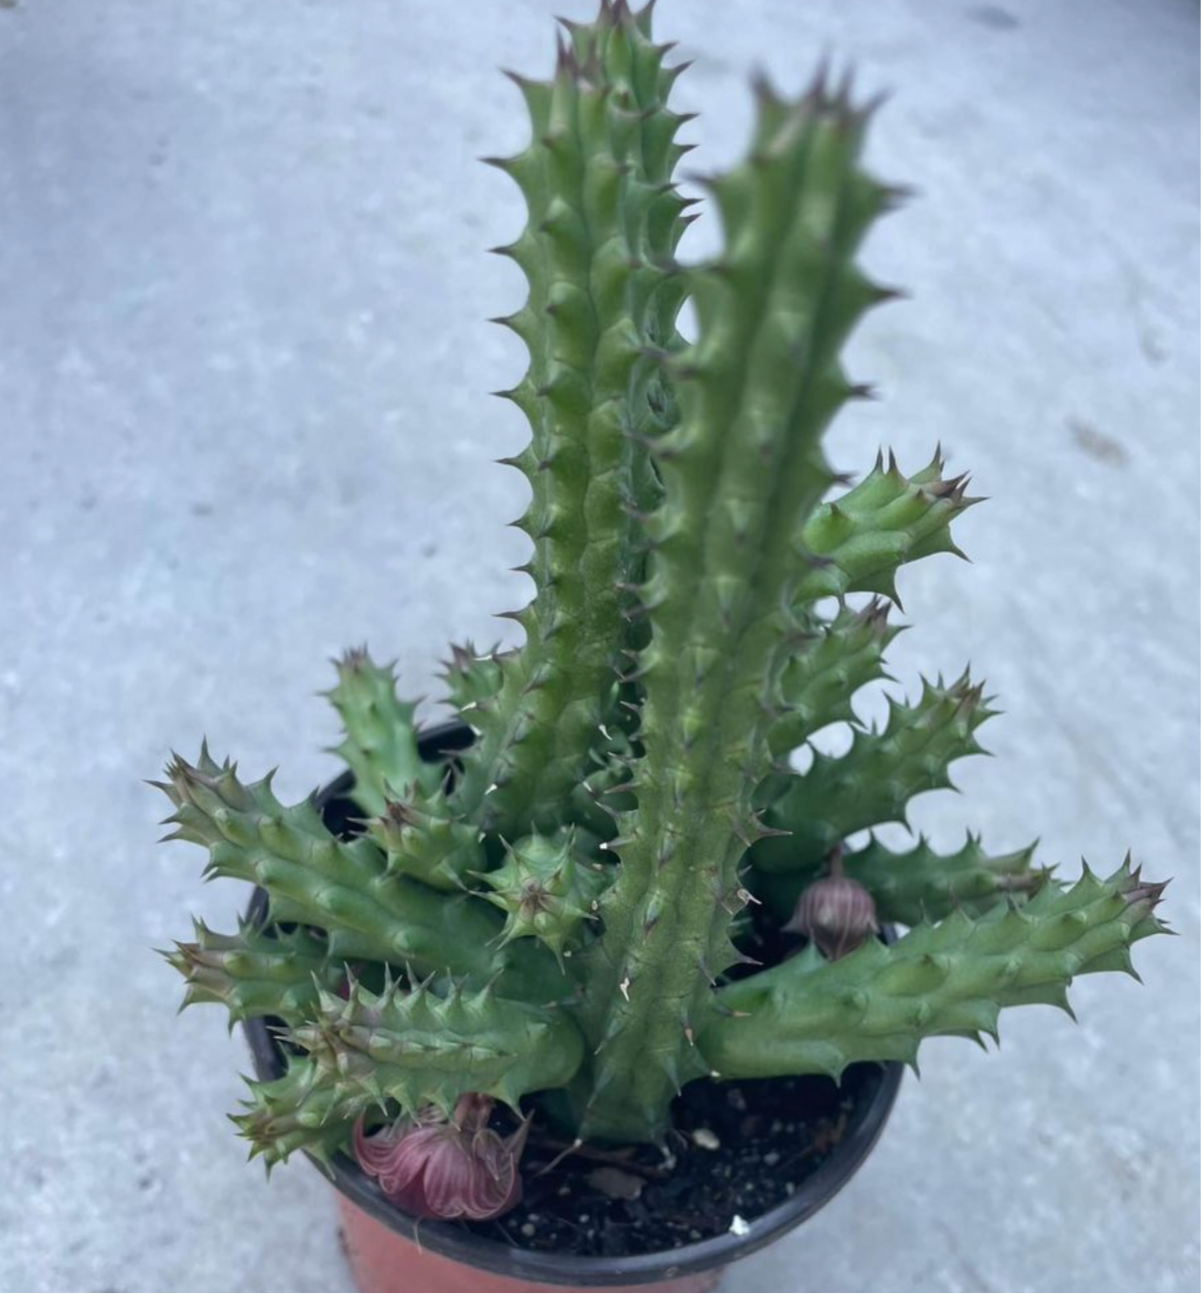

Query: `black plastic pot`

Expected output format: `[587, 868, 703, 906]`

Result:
[242, 720, 903, 1291]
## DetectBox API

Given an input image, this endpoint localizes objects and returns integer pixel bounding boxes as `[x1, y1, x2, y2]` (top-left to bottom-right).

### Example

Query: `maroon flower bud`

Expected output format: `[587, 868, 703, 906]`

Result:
[785, 865, 878, 961]
[352, 1093, 530, 1221]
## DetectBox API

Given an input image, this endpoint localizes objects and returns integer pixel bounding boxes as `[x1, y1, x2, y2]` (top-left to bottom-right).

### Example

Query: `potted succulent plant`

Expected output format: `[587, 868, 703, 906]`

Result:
[158, 3, 1170, 1291]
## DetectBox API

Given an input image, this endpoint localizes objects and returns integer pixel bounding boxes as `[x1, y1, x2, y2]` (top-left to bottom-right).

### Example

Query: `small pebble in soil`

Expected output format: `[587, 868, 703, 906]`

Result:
[587, 1166, 644, 1201]
[690, 1128, 721, 1151]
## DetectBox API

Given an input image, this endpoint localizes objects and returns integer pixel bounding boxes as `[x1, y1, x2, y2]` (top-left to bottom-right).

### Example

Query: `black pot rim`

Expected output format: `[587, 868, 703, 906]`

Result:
[241, 719, 904, 1287]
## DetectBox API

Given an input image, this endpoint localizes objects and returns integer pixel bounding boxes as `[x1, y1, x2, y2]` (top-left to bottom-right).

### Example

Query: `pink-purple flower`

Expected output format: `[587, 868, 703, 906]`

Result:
[353, 1093, 530, 1221]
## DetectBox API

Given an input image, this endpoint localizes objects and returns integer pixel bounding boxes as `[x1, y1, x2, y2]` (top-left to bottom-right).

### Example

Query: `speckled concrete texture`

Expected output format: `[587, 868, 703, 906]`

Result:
[1, 1, 1197, 1290]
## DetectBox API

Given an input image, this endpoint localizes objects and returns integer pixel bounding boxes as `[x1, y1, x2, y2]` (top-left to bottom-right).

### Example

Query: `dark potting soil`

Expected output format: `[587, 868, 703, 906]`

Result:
[464, 1068, 872, 1258]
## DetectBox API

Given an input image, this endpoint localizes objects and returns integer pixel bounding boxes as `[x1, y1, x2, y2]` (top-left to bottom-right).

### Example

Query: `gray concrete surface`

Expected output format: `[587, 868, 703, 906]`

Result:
[1, 1, 1197, 1290]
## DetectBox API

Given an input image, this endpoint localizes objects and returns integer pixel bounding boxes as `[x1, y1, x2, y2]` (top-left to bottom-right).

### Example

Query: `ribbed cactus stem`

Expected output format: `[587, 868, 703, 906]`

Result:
[755, 670, 996, 872]
[453, 4, 692, 835]
[363, 793, 482, 892]
[701, 862, 1168, 1079]
[325, 647, 440, 816]
[234, 1056, 355, 1169]
[476, 828, 610, 962]
[290, 974, 585, 1118]
[579, 75, 902, 1141]
[440, 642, 506, 713]
[155, 747, 565, 999]
[768, 599, 901, 756]
[795, 449, 978, 607]
[164, 919, 339, 1025]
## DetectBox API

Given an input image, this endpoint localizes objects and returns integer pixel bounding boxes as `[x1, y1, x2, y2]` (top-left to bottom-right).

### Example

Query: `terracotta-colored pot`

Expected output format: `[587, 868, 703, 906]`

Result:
[337, 1194, 721, 1293]
[242, 721, 904, 1292]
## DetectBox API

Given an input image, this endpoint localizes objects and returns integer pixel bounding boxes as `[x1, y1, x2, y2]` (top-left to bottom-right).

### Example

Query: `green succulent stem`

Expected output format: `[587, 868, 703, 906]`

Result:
[795, 449, 978, 608]
[290, 975, 585, 1118]
[768, 599, 901, 757]
[326, 648, 440, 816]
[234, 1056, 355, 1170]
[157, 747, 568, 1003]
[453, 6, 691, 836]
[754, 671, 996, 873]
[236, 978, 584, 1167]
[702, 863, 1167, 1079]
[363, 792, 482, 892]
[477, 828, 610, 962]
[164, 919, 340, 1026]
[441, 643, 506, 713]
[577, 75, 901, 1142]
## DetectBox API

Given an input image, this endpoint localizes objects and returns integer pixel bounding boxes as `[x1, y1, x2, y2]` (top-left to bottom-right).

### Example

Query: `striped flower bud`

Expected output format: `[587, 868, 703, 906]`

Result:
[785, 871, 878, 960]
